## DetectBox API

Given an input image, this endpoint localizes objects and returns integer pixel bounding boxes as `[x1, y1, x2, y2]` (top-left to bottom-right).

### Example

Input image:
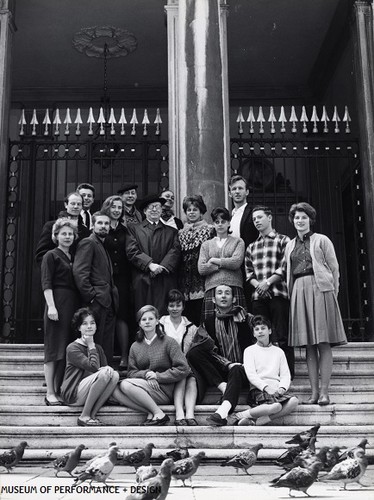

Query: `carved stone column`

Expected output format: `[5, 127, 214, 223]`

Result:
[352, 0, 374, 325]
[0, 0, 16, 335]
[165, 0, 230, 216]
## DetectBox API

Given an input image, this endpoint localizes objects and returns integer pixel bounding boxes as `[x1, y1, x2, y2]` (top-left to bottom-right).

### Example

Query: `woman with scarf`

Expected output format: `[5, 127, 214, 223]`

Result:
[178, 195, 213, 325]
[160, 190, 183, 229]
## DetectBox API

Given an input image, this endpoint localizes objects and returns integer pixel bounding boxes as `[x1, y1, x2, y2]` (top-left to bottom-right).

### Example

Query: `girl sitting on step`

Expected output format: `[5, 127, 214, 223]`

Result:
[60, 307, 119, 426]
[231, 315, 299, 426]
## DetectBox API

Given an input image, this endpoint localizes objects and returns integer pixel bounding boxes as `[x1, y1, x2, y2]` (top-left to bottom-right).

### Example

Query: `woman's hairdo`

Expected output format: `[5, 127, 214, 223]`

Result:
[51, 217, 78, 244]
[101, 195, 124, 219]
[167, 289, 185, 306]
[136, 305, 165, 342]
[71, 307, 96, 335]
[182, 195, 207, 214]
[211, 206, 231, 221]
[288, 202, 316, 225]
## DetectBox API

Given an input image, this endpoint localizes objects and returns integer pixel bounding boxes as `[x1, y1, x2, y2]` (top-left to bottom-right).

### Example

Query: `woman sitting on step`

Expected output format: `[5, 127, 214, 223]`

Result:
[112, 305, 190, 426]
[60, 307, 119, 426]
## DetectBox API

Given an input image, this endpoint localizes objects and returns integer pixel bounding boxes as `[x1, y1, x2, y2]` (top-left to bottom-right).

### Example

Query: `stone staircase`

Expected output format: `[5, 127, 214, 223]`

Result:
[0, 343, 373, 461]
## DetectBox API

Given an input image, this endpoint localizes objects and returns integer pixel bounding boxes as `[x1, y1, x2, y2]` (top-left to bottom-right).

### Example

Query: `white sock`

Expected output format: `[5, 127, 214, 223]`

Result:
[216, 401, 232, 419]
[235, 409, 253, 419]
[217, 382, 227, 394]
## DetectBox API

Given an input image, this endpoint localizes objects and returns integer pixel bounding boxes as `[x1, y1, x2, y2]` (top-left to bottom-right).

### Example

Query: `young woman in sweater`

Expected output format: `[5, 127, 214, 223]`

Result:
[113, 305, 190, 426]
[283, 202, 347, 406]
[231, 315, 298, 426]
[198, 207, 246, 321]
[60, 308, 119, 426]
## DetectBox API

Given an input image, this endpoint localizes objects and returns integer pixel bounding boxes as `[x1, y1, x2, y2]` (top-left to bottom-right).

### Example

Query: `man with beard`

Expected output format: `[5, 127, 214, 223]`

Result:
[73, 212, 119, 365]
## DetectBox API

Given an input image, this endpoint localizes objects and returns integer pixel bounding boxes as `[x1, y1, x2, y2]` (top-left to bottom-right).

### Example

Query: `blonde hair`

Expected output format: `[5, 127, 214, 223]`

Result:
[51, 218, 78, 244]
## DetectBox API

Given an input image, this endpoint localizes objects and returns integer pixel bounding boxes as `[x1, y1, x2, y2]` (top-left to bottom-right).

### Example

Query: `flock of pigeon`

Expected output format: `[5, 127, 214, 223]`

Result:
[0, 424, 370, 499]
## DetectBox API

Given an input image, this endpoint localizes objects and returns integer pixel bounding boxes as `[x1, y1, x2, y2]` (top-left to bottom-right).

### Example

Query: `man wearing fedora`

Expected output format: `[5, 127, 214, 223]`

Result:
[117, 183, 143, 225]
[126, 194, 181, 315]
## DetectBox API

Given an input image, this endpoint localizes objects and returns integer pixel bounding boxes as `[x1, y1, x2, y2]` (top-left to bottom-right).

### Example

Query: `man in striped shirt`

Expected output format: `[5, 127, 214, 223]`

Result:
[245, 206, 294, 378]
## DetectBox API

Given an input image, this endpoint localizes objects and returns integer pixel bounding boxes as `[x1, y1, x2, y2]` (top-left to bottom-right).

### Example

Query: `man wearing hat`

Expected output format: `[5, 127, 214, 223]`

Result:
[117, 183, 143, 225]
[126, 194, 181, 315]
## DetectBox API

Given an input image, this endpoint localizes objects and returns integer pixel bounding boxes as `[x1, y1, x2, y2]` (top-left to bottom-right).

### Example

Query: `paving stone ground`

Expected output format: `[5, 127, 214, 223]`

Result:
[0, 464, 373, 500]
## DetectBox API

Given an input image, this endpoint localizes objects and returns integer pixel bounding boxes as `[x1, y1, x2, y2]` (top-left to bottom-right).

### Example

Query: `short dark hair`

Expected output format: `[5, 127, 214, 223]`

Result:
[135, 305, 165, 342]
[211, 206, 231, 222]
[288, 202, 316, 225]
[167, 289, 185, 306]
[71, 307, 97, 336]
[64, 192, 83, 205]
[92, 211, 110, 224]
[101, 196, 124, 219]
[251, 315, 272, 329]
[252, 205, 272, 217]
[77, 183, 96, 197]
[229, 175, 248, 189]
[182, 195, 207, 214]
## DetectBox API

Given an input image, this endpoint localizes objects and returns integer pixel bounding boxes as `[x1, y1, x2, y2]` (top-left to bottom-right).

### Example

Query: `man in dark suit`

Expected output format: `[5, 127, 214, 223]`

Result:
[73, 212, 119, 365]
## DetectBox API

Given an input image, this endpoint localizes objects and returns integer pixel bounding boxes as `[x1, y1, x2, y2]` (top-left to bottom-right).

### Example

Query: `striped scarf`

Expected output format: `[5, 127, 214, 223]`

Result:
[214, 306, 246, 363]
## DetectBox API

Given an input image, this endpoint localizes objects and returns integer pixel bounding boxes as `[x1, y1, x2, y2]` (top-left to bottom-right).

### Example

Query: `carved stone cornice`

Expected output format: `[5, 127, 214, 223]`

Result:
[72, 26, 137, 58]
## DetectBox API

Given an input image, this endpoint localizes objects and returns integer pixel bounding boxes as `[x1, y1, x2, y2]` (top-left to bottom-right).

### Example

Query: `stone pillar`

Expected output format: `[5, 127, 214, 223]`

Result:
[0, 0, 16, 336]
[166, 0, 230, 216]
[352, 0, 374, 325]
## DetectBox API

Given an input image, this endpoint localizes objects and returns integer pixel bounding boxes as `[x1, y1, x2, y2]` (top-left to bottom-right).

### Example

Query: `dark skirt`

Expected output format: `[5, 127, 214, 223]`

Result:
[289, 275, 347, 347]
[114, 274, 132, 322]
[44, 288, 80, 363]
[247, 387, 292, 407]
[201, 286, 246, 322]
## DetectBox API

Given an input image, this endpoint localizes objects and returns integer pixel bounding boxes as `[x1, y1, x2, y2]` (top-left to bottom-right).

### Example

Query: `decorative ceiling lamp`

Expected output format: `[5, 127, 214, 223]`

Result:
[72, 25, 137, 58]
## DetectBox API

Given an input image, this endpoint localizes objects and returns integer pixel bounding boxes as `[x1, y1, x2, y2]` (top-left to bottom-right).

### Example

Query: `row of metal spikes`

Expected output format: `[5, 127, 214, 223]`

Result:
[236, 105, 352, 134]
[18, 107, 162, 137]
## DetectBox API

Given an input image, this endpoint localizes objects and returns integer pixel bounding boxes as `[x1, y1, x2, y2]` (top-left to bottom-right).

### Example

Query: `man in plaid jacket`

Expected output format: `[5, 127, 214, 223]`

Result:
[245, 206, 294, 378]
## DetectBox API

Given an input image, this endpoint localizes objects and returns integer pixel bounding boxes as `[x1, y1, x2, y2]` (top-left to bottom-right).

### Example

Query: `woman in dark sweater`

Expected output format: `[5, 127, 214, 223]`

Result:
[112, 305, 190, 426]
[60, 308, 119, 426]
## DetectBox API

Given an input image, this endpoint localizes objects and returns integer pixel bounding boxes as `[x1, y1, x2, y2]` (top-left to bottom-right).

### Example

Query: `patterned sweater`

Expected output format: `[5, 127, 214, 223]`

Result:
[127, 335, 190, 399]
[198, 235, 245, 291]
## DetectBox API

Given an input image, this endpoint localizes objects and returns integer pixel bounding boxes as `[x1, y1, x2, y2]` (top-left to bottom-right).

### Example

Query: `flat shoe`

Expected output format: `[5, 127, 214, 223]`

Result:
[318, 395, 330, 406]
[144, 415, 170, 426]
[175, 419, 187, 426]
[186, 418, 198, 426]
[206, 413, 227, 426]
[44, 397, 62, 406]
[238, 417, 256, 426]
[302, 397, 319, 405]
[77, 417, 100, 427]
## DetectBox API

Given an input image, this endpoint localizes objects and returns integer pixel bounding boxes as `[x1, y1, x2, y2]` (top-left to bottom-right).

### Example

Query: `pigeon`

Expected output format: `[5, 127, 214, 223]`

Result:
[275, 441, 310, 467]
[75, 442, 117, 474]
[0, 441, 28, 472]
[136, 464, 158, 483]
[74, 445, 119, 485]
[165, 447, 189, 461]
[52, 444, 86, 477]
[285, 424, 321, 445]
[172, 451, 205, 486]
[323, 446, 341, 471]
[283, 437, 317, 470]
[126, 458, 174, 500]
[220, 443, 263, 475]
[319, 449, 368, 490]
[270, 461, 323, 496]
[338, 438, 369, 462]
[122, 443, 155, 470]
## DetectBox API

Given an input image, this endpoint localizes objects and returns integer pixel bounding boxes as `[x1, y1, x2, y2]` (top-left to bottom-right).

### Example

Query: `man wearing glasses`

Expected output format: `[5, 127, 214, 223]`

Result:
[126, 194, 181, 315]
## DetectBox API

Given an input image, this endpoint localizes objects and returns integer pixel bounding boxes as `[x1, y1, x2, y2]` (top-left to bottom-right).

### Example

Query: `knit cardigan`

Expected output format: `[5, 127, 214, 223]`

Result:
[283, 232, 340, 296]
[127, 335, 190, 400]
[198, 236, 245, 291]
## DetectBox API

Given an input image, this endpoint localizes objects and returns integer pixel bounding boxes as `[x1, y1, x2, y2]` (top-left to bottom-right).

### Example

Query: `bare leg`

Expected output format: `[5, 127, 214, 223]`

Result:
[112, 386, 148, 413]
[91, 370, 119, 418]
[236, 402, 282, 420]
[269, 397, 299, 421]
[305, 345, 319, 401]
[185, 377, 198, 419]
[116, 319, 129, 367]
[119, 380, 165, 420]
[318, 343, 333, 398]
[174, 379, 186, 420]
[44, 362, 59, 402]
[80, 370, 115, 420]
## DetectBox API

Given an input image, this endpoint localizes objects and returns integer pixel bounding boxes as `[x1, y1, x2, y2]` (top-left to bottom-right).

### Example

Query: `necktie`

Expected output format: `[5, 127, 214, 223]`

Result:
[83, 211, 90, 227]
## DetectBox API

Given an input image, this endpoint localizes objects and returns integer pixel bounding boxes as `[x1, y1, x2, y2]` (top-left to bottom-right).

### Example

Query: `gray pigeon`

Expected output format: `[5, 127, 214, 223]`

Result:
[285, 424, 321, 445]
[53, 444, 86, 477]
[323, 446, 341, 471]
[275, 441, 310, 467]
[172, 451, 205, 486]
[135, 464, 158, 483]
[271, 461, 323, 496]
[165, 447, 189, 461]
[221, 444, 263, 475]
[0, 441, 28, 472]
[320, 449, 368, 490]
[75, 442, 117, 474]
[74, 445, 119, 485]
[338, 438, 368, 462]
[126, 458, 174, 500]
[122, 443, 155, 470]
